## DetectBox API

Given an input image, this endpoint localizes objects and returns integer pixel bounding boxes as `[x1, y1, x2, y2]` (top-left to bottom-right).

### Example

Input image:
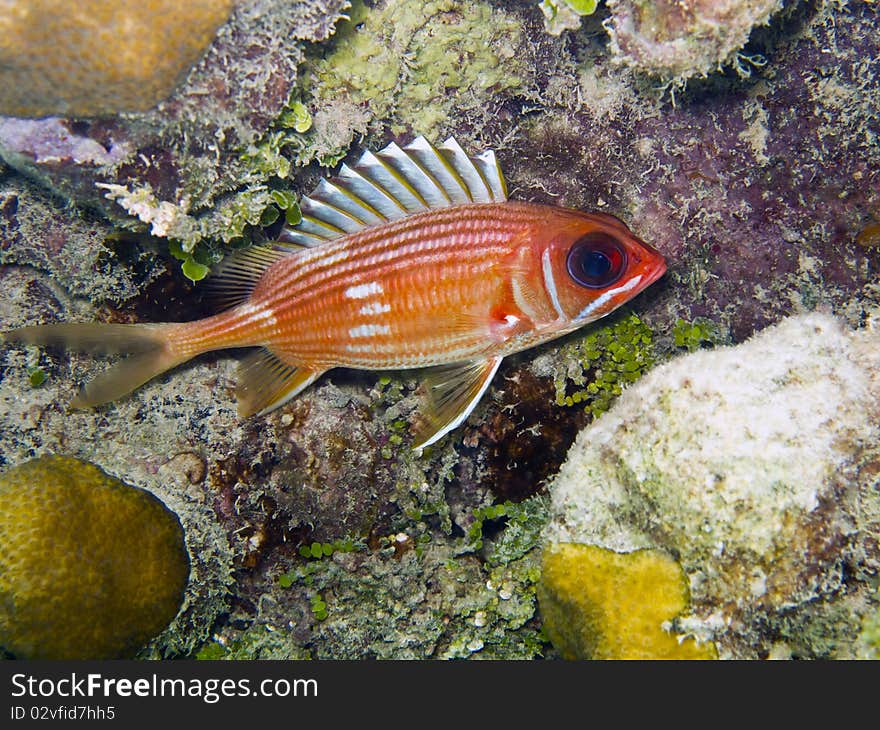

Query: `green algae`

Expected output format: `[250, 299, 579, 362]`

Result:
[858, 592, 880, 659]
[563, 0, 597, 12]
[456, 495, 550, 562]
[310, 593, 329, 621]
[483, 496, 549, 566]
[539, 0, 598, 36]
[220, 494, 553, 660]
[169, 241, 212, 283]
[298, 537, 361, 561]
[554, 312, 656, 418]
[26, 365, 47, 388]
[195, 626, 312, 661]
[552, 313, 729, 420]
[278, 101, 313, 135]
[672, 316, 725, 352]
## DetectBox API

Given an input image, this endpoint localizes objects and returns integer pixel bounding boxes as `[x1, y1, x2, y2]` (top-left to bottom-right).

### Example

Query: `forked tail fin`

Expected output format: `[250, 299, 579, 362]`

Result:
[3, 322, 190, 408]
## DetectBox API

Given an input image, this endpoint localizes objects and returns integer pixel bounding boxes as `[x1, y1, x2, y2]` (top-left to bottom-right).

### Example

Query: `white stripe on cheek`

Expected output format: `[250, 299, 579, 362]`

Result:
[574, 274, 642, 322]
[510, 279, 541, 322]
[541, 249, 566, 320]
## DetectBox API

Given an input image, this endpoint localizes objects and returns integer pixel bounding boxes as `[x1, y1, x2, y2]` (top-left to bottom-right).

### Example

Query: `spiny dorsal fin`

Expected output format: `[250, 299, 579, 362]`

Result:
[279, 136, 508, 248]
[206, 245, 295, 311]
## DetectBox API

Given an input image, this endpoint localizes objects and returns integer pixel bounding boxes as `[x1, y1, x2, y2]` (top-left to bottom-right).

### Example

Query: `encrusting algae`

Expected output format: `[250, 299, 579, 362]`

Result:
[304, 0, 529, 138]
[0, 456, 189, 660]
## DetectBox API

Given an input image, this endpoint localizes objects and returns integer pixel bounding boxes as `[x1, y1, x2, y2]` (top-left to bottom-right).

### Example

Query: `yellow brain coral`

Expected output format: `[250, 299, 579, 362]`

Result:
[0, 0, 234, 117]
[539, 543, 717, 660]
[0, 455, 189, 659]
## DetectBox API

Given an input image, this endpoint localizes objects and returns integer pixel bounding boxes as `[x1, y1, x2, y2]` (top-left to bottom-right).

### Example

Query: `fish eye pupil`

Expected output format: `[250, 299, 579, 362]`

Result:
[566, 233, 627, 289]
[583, 250, 611, 278]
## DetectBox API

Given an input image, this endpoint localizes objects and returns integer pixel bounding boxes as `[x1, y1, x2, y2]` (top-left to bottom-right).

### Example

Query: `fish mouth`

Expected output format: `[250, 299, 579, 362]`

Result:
[630, 236, 667, 291]
[642, 255, 667, 288]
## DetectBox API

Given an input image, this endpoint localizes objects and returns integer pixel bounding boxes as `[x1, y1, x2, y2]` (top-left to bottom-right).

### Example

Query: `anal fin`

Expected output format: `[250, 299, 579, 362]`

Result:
[413, 356, 503, 451]
[236, 348, 324, 417]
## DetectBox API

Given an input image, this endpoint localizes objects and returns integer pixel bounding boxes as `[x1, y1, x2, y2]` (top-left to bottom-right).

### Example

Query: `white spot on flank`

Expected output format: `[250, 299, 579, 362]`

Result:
[345, 281, 384, 299]
[359, 301, 392, 316]
[542, 249, 566, 320]
[348, 323, 391, 338]
[575, 275, 643, 322]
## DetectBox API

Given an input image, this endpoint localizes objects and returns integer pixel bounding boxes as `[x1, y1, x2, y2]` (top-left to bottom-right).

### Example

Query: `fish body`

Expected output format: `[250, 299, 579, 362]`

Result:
[4, 137, 666, 448]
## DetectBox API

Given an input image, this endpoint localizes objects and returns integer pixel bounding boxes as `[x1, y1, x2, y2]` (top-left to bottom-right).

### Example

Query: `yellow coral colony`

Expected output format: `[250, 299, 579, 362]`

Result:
[0, 456, 189, 659]
[0, 0, 234, 117]
[538, 543, 717, 660]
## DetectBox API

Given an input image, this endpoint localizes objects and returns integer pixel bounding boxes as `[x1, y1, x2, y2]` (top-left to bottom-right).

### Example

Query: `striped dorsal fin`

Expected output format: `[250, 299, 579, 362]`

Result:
[278, 136, 507, 247]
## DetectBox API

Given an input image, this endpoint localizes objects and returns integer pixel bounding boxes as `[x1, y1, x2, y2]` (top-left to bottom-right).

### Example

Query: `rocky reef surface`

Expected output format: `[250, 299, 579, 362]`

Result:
[0, 0, 877, 659]
[542, 313, 880, 659]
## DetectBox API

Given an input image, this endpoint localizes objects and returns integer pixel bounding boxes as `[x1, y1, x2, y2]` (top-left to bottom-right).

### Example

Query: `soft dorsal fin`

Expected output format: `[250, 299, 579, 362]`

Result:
[278, 136, 507, 248]
[205, 244, 295, 310]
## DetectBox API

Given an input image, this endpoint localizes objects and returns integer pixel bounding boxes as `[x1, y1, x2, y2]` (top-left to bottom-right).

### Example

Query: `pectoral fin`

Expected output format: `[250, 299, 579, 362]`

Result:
[412, 356, 503, 451]
[236, 348, 324, 417]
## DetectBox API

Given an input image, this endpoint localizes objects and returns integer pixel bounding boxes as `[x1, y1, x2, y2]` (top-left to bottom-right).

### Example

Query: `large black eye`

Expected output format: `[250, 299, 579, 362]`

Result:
[566, 233, 627, 289]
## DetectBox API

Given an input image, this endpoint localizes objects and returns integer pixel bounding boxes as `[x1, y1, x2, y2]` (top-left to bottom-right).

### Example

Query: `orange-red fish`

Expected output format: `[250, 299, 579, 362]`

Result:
[3, 137, 666, 448]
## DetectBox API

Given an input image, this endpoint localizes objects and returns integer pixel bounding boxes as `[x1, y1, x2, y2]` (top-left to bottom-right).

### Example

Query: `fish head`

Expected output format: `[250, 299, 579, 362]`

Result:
[529, 208, 666, 326]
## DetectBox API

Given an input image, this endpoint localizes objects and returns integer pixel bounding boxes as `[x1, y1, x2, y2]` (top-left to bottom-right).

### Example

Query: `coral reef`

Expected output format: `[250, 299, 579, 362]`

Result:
[539, 543, 716, 659]
[0, 456, 189, 659]
[543, 313, 880, 658]
[202, 494, 549, 660]
[514, 1, 880, 342]
[0, 269, 233, 661]
[0, 0, 351, 260]
[0, 0, 234, 117]
[0, 264, 545, 658]
[0, 171, 164, 301]
[0, 0, 877, 660]
[604, 0, 787, 82]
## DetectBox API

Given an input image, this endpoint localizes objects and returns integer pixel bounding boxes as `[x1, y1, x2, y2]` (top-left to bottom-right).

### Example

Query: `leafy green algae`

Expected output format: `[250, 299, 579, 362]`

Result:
[554, 312, 656, 417]
[672, 317, 725, 352]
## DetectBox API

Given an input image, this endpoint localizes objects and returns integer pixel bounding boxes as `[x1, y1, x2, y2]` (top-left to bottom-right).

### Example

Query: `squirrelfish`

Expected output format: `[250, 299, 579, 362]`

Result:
[3, 137, 666, 448]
